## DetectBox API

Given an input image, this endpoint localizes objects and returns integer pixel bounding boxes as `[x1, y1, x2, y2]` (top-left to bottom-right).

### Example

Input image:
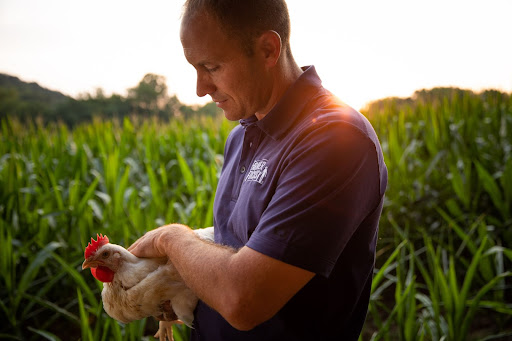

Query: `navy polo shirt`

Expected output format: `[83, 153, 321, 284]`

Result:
[191, 66, 388, 340]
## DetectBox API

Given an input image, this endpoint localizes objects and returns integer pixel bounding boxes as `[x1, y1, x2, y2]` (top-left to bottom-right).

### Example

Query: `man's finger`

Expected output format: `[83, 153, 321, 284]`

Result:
[127, 239, 140, 252]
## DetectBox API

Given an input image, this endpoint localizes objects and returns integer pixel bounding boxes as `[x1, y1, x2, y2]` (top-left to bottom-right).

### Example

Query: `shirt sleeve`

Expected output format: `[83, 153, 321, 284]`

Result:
[245, 121, 382, 277]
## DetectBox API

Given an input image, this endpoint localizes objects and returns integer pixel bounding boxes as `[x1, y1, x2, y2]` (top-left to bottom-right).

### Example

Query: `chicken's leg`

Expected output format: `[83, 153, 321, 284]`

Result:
[155, 320, 185, 341]
[154, 300, 183, 341]
[155, 320, 173, 341]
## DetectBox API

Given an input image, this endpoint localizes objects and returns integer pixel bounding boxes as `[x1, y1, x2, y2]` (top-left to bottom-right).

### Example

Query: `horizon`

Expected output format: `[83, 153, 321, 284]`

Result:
[2, 70, 508, 110]
[1, 0, 511, 111]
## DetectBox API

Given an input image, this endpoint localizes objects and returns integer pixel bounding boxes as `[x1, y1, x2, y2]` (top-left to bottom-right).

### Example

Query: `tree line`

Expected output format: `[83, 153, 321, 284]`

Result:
[0, 73, 222, 127]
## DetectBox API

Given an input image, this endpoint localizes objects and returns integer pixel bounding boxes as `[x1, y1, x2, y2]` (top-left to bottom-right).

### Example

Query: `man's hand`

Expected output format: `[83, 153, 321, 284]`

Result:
[128, 224, 189, 258]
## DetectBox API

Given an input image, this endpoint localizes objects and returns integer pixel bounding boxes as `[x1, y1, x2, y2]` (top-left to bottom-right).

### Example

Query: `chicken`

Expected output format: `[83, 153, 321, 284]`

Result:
[82, 227, 214, 341]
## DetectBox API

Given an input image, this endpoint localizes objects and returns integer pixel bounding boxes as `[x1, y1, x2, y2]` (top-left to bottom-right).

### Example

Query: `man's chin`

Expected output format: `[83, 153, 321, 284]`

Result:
[222, 108, 245, 121]
[223, 111, 241, 121]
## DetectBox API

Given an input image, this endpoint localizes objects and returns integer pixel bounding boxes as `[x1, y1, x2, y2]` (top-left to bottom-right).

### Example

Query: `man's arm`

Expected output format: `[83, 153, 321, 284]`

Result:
[128, 224, 314, 331]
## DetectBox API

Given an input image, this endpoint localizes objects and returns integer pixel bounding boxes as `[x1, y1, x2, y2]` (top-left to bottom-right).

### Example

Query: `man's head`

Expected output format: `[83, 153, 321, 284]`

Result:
[182, 0, 292, 58]
[180, 0, 298, 121]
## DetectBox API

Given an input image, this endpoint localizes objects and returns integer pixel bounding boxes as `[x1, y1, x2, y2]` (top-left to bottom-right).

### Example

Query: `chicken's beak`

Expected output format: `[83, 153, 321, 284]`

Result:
[82, 259, 98, 270]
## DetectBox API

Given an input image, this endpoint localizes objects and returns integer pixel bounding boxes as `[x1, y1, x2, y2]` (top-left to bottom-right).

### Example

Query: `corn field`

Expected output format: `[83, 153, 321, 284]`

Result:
[1, 88, 511, 340]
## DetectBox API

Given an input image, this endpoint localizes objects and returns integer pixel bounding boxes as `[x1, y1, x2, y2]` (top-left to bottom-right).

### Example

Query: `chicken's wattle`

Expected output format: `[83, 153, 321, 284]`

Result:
[91, 266, 115, 282]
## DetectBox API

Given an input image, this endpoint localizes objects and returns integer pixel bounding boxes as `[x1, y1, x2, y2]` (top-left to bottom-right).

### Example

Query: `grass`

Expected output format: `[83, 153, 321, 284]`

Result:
[1, 87, 511, 340]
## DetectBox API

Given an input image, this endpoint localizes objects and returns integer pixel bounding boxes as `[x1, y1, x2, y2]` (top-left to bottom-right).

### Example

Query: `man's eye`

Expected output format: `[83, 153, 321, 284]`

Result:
[205, 65, 220, 72]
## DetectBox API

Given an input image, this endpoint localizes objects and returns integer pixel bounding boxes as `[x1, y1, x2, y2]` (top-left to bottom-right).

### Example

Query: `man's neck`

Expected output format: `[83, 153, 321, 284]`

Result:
[254, 57, 303, 121]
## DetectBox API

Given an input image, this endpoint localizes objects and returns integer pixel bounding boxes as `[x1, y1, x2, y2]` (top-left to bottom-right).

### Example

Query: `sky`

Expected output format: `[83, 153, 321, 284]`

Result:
[1, 0, 511, 111]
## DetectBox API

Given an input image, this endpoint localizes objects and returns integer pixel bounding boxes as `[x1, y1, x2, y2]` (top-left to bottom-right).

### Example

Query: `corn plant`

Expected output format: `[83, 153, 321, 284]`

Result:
[1, 87, 511, 340]
[0, 115, 233, 340]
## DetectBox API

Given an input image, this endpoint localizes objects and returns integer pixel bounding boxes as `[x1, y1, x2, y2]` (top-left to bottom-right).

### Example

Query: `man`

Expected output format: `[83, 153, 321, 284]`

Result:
[128, 0, 387, 340]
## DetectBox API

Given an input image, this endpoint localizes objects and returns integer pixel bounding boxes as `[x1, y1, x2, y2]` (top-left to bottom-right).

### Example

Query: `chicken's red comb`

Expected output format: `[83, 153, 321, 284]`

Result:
[85, 234, 109, 259]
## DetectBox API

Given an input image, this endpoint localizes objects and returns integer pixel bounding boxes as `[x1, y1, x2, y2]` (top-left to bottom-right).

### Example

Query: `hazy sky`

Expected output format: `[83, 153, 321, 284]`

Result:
[1, 0, 511, 110]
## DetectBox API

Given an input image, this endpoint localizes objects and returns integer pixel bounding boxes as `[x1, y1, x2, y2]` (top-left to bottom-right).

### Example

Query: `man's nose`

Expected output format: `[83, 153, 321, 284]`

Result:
[196, 71, 216, 98]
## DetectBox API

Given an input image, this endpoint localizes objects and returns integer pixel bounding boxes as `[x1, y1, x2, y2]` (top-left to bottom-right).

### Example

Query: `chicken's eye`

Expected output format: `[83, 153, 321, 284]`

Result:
[102, 251, 109, 258]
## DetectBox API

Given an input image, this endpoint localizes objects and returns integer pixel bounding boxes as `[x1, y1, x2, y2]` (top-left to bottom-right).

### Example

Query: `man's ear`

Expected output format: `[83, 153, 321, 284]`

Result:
[256, 30, 282, 68]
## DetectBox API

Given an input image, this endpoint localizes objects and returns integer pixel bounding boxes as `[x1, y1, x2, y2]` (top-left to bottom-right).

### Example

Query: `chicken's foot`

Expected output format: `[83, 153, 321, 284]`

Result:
[154, 320, 184, 341]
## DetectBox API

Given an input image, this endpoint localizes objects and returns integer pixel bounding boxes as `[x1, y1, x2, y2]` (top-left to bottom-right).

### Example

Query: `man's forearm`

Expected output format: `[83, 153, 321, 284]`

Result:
[145, 223, 314, 331]
[157, 224, 247, 326]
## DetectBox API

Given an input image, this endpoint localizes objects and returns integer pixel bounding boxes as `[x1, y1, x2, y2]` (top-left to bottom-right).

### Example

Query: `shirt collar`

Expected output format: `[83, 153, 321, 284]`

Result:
[239, 115, 258, 128]
[239, 65, 323, 139]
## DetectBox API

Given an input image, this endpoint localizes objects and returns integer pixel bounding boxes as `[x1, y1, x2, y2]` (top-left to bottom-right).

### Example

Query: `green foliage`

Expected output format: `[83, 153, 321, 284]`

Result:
[128, 73, 169, 114]
[1, 87, 511, 340]
[367, 222, 512, 341]
[362, 87, 512, 340]
[0, 73, 223, 127]
[0, 115, 234, 340]
[0, 74, 69, 108]
[363, 87, 512, 246]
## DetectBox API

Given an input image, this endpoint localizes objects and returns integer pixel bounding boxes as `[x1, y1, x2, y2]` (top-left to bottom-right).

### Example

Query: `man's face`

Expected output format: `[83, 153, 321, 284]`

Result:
[180, 12, 271, 121]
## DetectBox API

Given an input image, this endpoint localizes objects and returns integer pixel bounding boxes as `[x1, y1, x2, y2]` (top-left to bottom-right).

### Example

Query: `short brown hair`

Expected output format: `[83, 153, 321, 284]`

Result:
[183, 0, 292, 57]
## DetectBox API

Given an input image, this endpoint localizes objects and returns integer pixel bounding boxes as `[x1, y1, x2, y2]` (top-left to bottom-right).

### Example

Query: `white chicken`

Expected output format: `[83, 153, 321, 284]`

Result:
[82, 227, 214, 341]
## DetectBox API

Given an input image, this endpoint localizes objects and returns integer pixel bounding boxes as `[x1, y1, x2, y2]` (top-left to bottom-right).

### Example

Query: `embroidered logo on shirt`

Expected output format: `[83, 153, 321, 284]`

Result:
[245, 159, 268, 184]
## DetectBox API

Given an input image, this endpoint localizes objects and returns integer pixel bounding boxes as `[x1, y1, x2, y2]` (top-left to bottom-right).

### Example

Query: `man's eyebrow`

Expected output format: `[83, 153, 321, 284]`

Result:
[184, 59, 207, 68]
[184, 56, 214, 67]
